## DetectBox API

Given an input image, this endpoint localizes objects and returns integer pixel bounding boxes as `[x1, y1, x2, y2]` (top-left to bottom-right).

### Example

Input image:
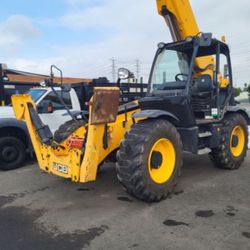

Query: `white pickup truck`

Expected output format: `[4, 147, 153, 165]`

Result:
[0, 87, 81, 170]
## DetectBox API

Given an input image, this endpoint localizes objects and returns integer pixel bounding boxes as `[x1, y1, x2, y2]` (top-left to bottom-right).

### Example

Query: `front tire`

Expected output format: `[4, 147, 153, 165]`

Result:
[116, 119, 183, 202]
[210, 114, 248, 170]
[0, 137, 26, 171]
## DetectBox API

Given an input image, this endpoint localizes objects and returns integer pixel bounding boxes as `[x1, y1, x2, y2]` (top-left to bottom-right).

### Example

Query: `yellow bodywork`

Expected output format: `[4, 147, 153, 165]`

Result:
[156, 0, 201, 40]
[12, 89, 139, 183]
[156, 0, 228, 87]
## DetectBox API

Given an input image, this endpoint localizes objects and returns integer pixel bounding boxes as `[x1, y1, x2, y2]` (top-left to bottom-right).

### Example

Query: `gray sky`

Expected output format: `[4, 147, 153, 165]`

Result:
[0, 0, 250, 86]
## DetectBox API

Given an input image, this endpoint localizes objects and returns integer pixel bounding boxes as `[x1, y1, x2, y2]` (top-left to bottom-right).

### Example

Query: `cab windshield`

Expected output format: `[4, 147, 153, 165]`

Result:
[27, 89, 46, 102]
[150, 49, 189, 92]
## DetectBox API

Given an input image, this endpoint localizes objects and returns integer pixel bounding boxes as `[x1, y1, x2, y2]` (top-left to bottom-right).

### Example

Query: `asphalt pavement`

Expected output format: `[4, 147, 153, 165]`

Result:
[0, 153, 249, 250]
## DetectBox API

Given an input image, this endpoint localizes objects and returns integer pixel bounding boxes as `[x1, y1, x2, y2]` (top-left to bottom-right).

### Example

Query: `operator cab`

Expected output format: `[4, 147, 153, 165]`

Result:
[150, 47, 189, 93]
[140, 34, 233, 125]
[149, 41, 192, 95]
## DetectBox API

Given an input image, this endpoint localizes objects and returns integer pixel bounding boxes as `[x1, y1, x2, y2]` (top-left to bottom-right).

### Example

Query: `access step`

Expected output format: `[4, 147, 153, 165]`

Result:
[197, 148, 212, 155]
[198, 131, 213, 138]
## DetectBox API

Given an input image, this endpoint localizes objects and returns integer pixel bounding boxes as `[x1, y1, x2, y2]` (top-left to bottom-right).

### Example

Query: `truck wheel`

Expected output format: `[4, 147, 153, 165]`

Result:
[210, 114, 248, 170]
[116, 120, 183, 202]
[0, 137, 26, 170]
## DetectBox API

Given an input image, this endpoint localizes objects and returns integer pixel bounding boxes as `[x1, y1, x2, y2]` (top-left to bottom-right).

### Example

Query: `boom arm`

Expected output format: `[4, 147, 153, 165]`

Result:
[156, 0, 200, 41]
[156, 0, 214, 75]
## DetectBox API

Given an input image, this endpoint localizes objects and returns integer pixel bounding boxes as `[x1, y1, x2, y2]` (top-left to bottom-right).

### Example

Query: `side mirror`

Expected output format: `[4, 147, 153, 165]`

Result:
[118, 68, 134, 80]
[37, 100, 54, 114]
[40, 79, 52, 87]
[62, 84, 71, 93]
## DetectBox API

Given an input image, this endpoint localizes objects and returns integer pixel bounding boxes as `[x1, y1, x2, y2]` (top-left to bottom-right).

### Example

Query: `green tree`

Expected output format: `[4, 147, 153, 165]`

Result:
[247, 84, 250, 97]
[233, 87, 241, 97]
[244, 83, 248, 91]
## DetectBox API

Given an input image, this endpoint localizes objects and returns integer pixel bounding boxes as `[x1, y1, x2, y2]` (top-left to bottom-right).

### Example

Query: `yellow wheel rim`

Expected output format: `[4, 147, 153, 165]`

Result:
[230, 125, 245, 158]
[148, 138, 176, 184]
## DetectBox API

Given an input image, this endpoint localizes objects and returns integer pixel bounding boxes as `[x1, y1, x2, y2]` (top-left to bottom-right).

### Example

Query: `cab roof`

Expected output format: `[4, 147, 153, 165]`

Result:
[164, 37, 230, 56]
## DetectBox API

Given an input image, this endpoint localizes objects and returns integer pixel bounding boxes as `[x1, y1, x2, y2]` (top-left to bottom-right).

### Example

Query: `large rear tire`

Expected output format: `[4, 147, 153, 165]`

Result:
[0, 137, 26, 171]
[116, 119, 183, 202]
[210, 114, 248, 170]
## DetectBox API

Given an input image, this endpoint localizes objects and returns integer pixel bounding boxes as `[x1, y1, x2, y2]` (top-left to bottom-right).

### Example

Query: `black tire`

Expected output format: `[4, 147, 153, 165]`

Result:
[54, 119, 86, 143]
[0, 137, 26, 171]
[210, 114, 248, 170]
[116, 119, 183, 202]
[105, 150, 118, 163]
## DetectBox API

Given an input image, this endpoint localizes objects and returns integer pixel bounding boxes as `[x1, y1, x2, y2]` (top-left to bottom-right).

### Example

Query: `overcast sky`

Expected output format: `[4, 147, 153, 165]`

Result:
[0, 0, 249, 86]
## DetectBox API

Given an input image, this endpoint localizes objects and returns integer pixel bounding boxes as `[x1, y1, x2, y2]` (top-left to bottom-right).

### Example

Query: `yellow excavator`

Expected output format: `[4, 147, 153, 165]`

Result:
[12, 0, 249, 202]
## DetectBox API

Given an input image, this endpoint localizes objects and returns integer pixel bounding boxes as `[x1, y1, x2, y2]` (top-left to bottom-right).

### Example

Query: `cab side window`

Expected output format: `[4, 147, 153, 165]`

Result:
[39, 91, 72, 110]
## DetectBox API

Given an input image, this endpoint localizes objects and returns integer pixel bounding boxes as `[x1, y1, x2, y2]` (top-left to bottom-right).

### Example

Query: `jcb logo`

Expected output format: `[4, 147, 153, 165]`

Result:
[53, 162, 68, 174]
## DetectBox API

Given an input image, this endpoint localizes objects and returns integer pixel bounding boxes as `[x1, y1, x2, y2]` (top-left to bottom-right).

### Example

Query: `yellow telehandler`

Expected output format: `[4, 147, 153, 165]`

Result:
[12, 0, 249, 202]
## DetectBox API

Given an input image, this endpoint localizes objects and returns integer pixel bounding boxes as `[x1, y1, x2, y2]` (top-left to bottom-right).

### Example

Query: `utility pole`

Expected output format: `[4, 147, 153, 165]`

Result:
[110, 58, 116, 82]
[135, 59, 140, 83]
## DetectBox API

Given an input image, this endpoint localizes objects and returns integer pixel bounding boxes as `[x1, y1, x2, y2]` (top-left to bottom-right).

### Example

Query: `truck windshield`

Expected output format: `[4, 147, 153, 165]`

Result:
[150, 49, 189, 92]
[28, 89, 46, 102]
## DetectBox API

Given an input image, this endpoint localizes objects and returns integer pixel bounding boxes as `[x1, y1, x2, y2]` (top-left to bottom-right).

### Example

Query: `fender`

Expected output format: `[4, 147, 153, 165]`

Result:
[225, 106, 250, 125]
[0, 118, 28, 133]
[132, 109, 179, 124]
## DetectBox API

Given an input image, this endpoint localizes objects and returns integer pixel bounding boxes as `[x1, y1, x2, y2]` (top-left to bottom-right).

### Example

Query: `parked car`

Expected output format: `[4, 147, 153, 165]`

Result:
[236, 92, 250, 148]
